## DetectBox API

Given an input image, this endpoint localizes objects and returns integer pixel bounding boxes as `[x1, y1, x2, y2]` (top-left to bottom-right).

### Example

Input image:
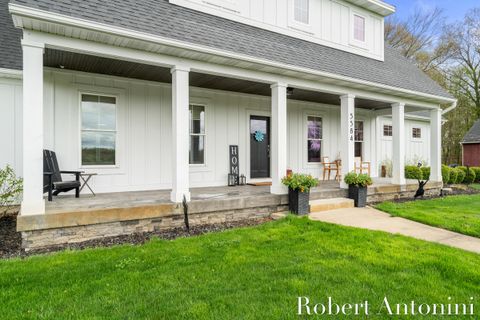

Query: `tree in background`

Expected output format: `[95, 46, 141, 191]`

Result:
[448, 8, 480, 118]
[385, 6, 479, 164]
[385, 8, 455, 75]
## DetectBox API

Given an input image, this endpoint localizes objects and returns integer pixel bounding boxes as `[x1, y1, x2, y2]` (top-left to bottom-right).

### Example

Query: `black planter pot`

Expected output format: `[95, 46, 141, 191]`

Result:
[348, 185, 368, 207]
[288, 188, 310, 215]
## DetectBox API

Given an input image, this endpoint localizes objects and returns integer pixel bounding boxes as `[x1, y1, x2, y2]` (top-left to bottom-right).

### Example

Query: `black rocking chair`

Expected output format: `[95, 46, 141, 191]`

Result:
[43, 149, 82, 201]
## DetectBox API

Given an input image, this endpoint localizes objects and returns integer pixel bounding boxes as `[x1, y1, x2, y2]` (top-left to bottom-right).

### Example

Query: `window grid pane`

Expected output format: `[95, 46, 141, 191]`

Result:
[307, 116, 322, 162]
[383, 125, 392, 137]
[189, 105, 206, 164]
[355, 121, 364, 142]
[354, 15, 365, 42]
[81, 94, 117, 166]
[307, 116, 322, 139]
[294, 0, 309, 24]
[412, 128, 422, 138]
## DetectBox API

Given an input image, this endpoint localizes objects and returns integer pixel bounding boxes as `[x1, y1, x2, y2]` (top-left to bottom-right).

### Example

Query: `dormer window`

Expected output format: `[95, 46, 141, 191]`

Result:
[294, 0, 309, 24]
[354, 15, 366, 42]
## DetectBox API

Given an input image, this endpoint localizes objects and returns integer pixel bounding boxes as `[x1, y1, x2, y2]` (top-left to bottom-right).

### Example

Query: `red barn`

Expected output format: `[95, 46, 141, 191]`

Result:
[462, 120, 480, 167]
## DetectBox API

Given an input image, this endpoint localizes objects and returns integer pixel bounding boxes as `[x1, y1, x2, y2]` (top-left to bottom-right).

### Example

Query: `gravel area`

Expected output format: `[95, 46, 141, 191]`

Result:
[0, 216, 272, 259]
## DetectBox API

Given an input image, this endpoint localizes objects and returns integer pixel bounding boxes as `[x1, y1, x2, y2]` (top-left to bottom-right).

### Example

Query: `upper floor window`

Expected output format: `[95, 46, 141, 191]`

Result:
[307, 116, 322, 163]
[190, 104, 206, 165]
[354, 15, 366, 42]
[294, 0, 309, 24]
[383, 125, 392, 137]
[412, 128, 422, 139]
[81, 94, 117, 166]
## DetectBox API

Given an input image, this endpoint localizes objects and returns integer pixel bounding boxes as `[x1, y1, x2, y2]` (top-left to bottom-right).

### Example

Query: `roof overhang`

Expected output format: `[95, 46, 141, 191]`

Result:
[346, 0, 396, 17]
[9, 3, 454, 108]
[461, 141, 480, 145]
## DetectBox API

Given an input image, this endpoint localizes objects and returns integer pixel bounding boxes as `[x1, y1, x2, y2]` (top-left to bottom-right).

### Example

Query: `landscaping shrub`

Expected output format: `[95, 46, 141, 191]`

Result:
[420, 167, 430, 180]
[463, 167, 476, 185]
[457, 166, 468, 174]
[448, 168, 458, 184]
[472, 167, 480, 183]
[405, 165, 423, 180]
[441, 165, 451, 183]
[281, 173, 318, 192]
[344, 172, 373, 187]
[0, 165, 23, 216]
[455, 168, 466, 184]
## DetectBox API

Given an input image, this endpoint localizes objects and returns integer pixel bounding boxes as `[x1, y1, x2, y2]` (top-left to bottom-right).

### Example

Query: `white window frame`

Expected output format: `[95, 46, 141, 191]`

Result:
[288, 0, 313, 34]
[412, 127, 422, 140]
[76, 85, 126, 175]
[383, 124, 393, 137]
[189, 103, 207, 167]
[294, 0, 309, 24]
[78, 91, 120, 170]
[350, 11, 368, 49]
[306, 114, 323, 165]
[355, 120, 364, 158]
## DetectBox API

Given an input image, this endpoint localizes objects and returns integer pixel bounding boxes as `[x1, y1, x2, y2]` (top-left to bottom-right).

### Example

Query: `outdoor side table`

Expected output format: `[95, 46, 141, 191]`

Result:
[80, 173, 97, 196]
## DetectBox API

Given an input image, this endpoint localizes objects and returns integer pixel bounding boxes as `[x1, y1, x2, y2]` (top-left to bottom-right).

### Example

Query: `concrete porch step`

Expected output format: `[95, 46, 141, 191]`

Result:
[309, 197, 354, 213]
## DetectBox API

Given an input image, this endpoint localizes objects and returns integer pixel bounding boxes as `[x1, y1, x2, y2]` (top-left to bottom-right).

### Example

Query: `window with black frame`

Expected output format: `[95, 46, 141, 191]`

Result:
[189, 105, 205, 165]
[355, 121, 364, 158]
[80, 94, 117, 166]
[307, 116, 322, 163]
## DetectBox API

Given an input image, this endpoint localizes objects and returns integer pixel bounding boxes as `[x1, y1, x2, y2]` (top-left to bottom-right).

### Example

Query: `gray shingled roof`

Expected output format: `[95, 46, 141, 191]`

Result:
[462, 120, 480, 144]
[4, 0, 453, 99]
[0, 0, 22, 70]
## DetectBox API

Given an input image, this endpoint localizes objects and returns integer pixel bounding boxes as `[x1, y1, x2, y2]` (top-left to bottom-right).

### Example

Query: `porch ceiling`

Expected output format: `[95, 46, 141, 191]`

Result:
[44, 49, 391, 109]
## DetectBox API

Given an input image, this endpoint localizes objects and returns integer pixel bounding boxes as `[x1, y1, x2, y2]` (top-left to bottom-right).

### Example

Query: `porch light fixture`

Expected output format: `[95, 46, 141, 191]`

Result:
[287, 87, 294, 97]
[239, 174, 246, 186]
[228, 173, 238, 186]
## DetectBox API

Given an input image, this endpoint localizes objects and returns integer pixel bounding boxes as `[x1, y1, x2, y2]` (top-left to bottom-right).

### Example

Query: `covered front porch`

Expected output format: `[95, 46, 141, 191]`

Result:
[19, 29, 445, 217]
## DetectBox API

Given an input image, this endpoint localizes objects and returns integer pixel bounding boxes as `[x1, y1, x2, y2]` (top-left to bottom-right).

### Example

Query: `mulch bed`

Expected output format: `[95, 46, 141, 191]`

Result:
[0, 215, 272, 260]
[374, 185, 480, 204]
[0, 214, 22, 259]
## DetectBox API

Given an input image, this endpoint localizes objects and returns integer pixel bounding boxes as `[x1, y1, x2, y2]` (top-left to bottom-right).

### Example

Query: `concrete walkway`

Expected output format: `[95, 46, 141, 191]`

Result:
[310, 207, 480, 254]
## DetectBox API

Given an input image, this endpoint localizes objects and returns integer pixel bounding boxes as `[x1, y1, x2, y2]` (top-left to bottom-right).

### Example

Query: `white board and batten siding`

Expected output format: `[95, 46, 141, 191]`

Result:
[0, 76, 22, 174]
[169, 0, 385, 60]
[377, 116, 431, 167]
[0, 70, 432, 194]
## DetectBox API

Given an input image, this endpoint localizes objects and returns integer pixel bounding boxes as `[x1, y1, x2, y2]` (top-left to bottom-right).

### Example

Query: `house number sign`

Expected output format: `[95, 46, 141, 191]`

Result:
[349, 112, 354, 141]
[229, 145, 239, 176]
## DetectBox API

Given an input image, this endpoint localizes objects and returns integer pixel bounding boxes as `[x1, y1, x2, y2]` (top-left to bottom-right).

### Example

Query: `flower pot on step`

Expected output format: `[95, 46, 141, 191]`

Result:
[288, 188, 310, 215]
[348, 185, 367, 207]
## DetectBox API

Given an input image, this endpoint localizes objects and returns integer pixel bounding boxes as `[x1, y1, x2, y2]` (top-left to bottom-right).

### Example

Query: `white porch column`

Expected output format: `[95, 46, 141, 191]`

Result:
[430, 108, 442, 182]
[21, 39, 45, 215]
[340, 94, 355, 189]
[392, 102, 406, 185]
[170, 65, 191, 203]
[270, 83, 288, 194]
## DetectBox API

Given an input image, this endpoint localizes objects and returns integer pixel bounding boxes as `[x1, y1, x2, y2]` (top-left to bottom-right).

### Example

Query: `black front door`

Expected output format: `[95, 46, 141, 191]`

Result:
[250, 116, 270, 179]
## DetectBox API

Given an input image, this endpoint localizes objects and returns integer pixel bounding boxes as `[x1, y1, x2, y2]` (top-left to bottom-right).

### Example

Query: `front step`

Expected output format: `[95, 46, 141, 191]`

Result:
[309, 197, 354, 213]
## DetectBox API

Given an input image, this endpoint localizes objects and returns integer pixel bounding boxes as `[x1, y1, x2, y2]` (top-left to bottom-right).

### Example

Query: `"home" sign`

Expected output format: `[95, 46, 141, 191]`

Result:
[229, 145, 239, 177]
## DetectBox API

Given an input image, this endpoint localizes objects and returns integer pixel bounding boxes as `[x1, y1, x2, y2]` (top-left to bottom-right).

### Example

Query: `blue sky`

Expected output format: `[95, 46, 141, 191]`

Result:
[387, 0, 478, 22]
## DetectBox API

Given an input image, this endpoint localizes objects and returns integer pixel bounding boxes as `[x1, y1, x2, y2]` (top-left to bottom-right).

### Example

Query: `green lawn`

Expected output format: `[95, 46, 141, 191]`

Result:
[1, 217, 479, 319]
[377, 194, 480, 238]
[471, 184, 480, 191]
